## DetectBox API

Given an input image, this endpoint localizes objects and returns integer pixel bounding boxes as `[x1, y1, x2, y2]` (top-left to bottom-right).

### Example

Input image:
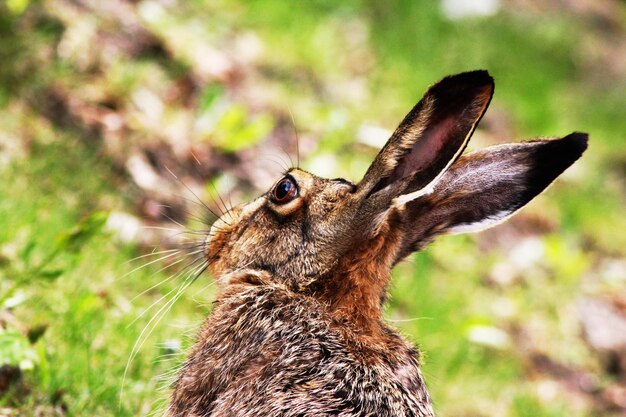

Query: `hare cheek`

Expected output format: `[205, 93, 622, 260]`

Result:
[269, 198, 303, 217]
[240, 196, 266, 217]
[366, 208, 392, 238]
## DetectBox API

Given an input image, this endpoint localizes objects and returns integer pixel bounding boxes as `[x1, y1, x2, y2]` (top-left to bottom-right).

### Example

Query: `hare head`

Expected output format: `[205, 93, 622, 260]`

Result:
[205, 70, 586, 325]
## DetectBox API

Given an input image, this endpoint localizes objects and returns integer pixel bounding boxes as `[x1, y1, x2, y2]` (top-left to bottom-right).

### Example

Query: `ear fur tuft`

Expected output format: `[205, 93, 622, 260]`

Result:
[521, 132, 588, 203]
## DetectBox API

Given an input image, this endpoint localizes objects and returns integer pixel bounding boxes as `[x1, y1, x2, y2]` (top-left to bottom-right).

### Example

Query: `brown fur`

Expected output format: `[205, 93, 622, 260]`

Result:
[166, 71, 587, 416]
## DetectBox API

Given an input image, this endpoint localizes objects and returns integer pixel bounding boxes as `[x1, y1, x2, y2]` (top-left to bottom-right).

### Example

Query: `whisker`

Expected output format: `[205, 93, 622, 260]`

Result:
[143, 226, 209, 237]
[190, 278, 219, 302]
[189, 261, 209, 285]
[386, 317, 434, 323]
[224, 175, 235, 214]
[120, 254, 209, 386]
[130, 255, 206, 323]
[120, 250, 182, 280]
[121, 261, 204, 405]
[123, 248, 179, 265]
[153, 207, 218, 236]
[208, 181, 230, 220]
[188, 199, 227, 226]
[157, 212, 223, 243]
[176, 196, 221, 223]
[164, 165, 223, 220]
[189, 150, 202, 166]
[272, 152, 293, 172]
[287, 108, 301, 169]
[142, 225, 185, 233]
[130, 250, 205, 302]
[159, 211, 187, 230]
[182, 204, 221, 228]
[178, 242, 207, 253]
[279, 131, 295, 170]
[181, 207, 213, 226]
[130, 266, 185, 305]
[259, 154, 291, 172]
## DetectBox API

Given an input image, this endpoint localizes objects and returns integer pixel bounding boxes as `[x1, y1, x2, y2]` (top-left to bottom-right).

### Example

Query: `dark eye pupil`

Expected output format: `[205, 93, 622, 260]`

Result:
[276, 180, 292, 199]
[272, 177, 297, 204]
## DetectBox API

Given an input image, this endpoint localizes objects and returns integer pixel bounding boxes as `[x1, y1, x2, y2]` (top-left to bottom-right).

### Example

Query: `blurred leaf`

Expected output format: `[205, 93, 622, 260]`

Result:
[20, 240, 37, 268]
[0, 330, 38, 370]
[212, 105, 274, 152]
[5, 0, 29, 15]
[0, 252, 9, 268]
[544, 235, 590, 284]
[465, 324, 511, 350]
[0, 86, 9, 108]
[35, 340, 50, 391]
[27, 324, 47, 344]
[2, 291, 26, 308]
[54, 211, 109, 255]
[37, 269, 65, 281]
[199, 83, 223, 111]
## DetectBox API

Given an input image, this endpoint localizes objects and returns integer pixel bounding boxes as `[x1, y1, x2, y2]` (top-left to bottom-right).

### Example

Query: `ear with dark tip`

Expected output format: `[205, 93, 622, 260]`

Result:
[394, 132, 588, 262]
[357, 70, 494, 203]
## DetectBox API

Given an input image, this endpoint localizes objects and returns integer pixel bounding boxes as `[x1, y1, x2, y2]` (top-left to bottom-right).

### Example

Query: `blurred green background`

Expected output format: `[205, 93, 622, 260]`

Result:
[1, 0, 625, 416]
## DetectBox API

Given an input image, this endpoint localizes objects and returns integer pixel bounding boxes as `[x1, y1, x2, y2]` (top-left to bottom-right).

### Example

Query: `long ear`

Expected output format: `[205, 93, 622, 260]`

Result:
[396, 132, 588, 260]
[357, 70, 494, 204]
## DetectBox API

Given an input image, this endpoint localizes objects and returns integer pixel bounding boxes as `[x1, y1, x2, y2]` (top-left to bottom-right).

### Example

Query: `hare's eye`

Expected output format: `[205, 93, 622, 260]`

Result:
[272, 177, 298, 204]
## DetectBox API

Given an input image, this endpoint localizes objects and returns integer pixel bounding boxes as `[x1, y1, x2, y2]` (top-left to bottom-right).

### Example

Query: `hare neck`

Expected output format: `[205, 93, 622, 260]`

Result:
[325, 270, 390, 337]
[313, 230, 398, 338]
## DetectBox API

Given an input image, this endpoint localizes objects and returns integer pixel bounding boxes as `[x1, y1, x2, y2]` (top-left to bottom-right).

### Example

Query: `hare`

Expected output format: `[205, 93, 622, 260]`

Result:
[167, 70, 587, 416]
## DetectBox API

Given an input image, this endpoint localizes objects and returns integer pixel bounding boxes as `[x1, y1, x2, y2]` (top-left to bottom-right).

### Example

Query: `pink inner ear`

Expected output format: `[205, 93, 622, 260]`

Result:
[362, 72, 494, 198]
[393, 116, 458, 184]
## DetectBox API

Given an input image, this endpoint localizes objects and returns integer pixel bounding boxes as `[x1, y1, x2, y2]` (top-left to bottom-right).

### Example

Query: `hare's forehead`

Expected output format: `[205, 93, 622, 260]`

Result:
[286, 169, 316, 190]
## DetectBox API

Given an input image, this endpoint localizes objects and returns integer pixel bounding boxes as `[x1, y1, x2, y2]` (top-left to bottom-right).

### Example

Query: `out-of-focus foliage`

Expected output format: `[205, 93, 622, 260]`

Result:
[0, 0, 625, 416]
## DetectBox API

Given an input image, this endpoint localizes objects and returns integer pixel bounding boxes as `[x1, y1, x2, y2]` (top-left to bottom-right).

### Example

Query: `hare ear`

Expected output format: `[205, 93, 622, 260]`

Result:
[357, 70, 494, 203]
[396, 133, 588, 259]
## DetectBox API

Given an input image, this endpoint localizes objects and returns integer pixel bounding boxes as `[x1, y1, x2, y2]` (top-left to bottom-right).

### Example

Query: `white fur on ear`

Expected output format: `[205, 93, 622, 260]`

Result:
[445, 209, 514, 235]
[392, 179, 438, 206]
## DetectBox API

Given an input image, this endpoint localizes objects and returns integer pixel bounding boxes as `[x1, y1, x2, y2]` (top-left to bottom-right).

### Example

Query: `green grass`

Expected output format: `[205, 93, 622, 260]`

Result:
[0, 137, 212, 415]
[1, 1, 625, 416]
